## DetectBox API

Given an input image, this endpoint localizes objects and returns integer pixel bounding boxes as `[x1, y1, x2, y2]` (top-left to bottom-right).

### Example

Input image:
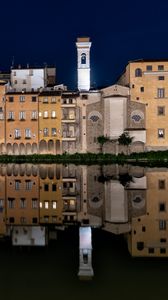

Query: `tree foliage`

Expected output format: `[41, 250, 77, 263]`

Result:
[118, 132, 133, 146]
[97, 135, 109, 145]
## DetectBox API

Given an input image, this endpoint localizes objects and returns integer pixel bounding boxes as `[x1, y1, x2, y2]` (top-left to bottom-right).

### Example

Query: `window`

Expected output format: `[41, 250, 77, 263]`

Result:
[32, 198, 38, 209]
[20, 198, 26, 208]
[0, 199, 4, 208]
[32, 217, 38, 224]
[52, 183, 57, 191]
[51, 111, 56, 118]
[148, 248, 154, 253]
[15, 180, 21, 190]
[25, 180, 33, 190]
[9, 97, 14, 102]
[140, 87, 144, 92]
[51, 128, 56, 136]
[52, 201, 57, 209]
[20, 96, 25, 102]
[43, 111, 48, 118]
[19, 111, 26, 120]
[158, 106, 165, 116]
[158, 65, 164, 71]
[159, 179, 165, 189]
[159, 203, 166, 212]
[44, 216, 49, 222]
[8, 111, 14, 120]
[135, 68, 142, 77]
[29, 70, 33, 76]
[31, 111, 38, 120]
[43, 97, 48, 103]
[81, 94, 88, 100]
[146, 65, 152, 71]
[43, 128, 49, 137]
[8, 198, 15, 208]
[9, 217, 15, 223]
[44, 184, 49, 191]
[159, 220, 166, 230]
[160, 248, 166, 254]
[0, 107, 4, 120]
[157, 88, 165, 98]
[25, 128, 31, 139]
[14, 80, 17, 84]
[81, 53, 86, 64]
[160, 238, 166, 243]
[44, 201, 49, 209]
[15, 129, 21, 139]
[20, 217, 26, 224]
[32, 96, 37, 102]
[23, 80, 26, 84]
[158, 76, 165, 80]
[158, 129, 165, 138]
[51, 97, 56, 103]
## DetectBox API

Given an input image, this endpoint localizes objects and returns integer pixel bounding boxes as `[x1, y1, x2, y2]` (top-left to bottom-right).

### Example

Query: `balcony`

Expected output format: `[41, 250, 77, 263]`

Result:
[8, 118, 15, 121]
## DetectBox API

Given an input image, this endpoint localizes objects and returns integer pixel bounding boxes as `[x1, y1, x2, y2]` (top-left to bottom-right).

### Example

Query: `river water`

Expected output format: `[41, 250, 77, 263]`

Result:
[0, 163, 168, 300]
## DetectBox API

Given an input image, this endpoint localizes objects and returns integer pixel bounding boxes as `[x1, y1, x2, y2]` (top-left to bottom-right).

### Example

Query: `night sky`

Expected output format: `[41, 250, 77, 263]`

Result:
[1, 0, 167, 89]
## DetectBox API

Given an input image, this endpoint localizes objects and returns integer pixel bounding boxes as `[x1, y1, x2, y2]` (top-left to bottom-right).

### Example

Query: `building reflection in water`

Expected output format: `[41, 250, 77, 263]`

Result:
[0, 164, 168, 278]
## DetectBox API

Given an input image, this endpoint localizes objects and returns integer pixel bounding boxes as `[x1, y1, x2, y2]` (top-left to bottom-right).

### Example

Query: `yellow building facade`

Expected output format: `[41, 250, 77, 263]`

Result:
[38, 91, 62, 154]
[118, 60, 168, 150]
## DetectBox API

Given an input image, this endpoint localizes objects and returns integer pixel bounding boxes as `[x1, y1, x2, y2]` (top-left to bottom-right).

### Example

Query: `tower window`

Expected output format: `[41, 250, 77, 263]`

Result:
[81, 53, 86, 64]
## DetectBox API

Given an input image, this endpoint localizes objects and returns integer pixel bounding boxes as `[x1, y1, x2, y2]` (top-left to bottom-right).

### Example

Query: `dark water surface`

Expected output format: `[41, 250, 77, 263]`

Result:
[0, 164, 168, 300]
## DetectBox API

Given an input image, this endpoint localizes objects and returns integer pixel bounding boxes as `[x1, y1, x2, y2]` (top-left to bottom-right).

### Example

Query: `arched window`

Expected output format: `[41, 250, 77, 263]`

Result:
[135, 68, 142, 77]
[81, 53, 86, 64]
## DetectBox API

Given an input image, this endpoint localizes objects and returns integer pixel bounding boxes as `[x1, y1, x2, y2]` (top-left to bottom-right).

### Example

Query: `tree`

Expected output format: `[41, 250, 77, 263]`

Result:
[97, 136, 109, 153]
[118, 132, 133, 154]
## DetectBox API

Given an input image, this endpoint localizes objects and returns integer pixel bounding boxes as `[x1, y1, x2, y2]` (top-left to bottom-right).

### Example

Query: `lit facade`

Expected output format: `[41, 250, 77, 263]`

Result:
[117, 60, 168, 150]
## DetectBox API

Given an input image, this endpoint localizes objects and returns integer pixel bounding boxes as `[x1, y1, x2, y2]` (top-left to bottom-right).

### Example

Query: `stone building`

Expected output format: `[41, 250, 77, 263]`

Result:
[117, 60, 168, 151]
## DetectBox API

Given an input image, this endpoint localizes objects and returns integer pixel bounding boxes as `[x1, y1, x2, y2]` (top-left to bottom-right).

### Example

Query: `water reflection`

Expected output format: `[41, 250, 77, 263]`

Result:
[0, 164, 168, 278]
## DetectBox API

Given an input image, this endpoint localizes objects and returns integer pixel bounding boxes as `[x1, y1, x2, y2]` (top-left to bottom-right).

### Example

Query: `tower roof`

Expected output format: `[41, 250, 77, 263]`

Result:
[77, 37, 90, 42]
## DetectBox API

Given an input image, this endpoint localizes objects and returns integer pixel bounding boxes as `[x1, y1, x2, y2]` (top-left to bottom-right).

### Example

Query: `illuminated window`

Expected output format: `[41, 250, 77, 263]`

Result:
[81, 53, 86, 64]
[158, 129, 165, 138]
[43, 98, 48, 103]
[51, 111, 56, 118]
[44, 201, 49, 209]
[52, 201, 57, 209]
[43, 111, 48, 118]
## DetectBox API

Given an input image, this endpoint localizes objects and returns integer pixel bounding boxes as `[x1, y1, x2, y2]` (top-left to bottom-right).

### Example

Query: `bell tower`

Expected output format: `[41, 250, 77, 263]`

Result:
[76, 37, 91, 91]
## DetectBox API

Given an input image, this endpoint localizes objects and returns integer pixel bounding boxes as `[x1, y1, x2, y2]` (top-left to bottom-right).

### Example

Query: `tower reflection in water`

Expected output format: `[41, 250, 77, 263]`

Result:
[0, 164, 168, 278]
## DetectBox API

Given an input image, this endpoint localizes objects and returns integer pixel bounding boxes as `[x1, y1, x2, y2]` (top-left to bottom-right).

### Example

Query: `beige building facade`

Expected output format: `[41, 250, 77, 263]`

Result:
[118, 60, 168, 150]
